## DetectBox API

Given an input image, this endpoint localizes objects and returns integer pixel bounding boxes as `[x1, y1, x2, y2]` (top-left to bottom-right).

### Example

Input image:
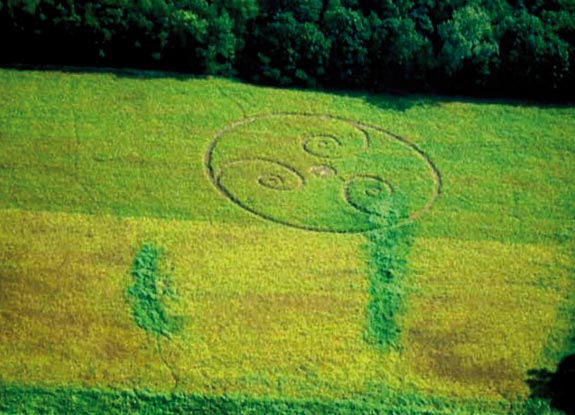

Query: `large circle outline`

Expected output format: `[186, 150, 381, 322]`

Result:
[205, 112, 442, 233]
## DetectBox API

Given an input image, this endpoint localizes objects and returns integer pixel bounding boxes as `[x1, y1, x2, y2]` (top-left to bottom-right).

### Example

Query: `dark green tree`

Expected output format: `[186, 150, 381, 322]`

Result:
[252, 11, 330, 86]
[1, 0, 574, 97]
[201, 9, 236, 75]
[438, 5, 500, 81]
[369, 14, 434, 88]
[260, 0, 323, 22]
[166, 5, 209, 70]
[322, 4, 371, 86]
[213, 0, 258, 52]
[499, 8, 571, 93]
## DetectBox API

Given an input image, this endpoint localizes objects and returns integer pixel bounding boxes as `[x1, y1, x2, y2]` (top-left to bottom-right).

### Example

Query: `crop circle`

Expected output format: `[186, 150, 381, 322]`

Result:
[206, 113, 441, 233]
[303, 134, 344, 158]
[345, 176, 394, 215]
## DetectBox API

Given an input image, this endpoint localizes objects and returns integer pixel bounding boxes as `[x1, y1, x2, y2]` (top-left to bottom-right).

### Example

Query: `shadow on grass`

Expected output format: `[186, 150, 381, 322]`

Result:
[347, 87, 575, 113]
[1, 62, 206, 81]
[2, 62, 574, 113]
[527, 340, 575, 415]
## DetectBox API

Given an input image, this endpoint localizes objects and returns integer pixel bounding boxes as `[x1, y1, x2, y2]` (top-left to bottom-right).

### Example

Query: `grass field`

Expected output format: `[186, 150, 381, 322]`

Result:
[0, 67, 574, 414]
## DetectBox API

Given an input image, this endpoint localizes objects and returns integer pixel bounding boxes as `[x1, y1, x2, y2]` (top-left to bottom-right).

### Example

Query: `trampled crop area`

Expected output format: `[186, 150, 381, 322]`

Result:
[0, 68, 574, 414]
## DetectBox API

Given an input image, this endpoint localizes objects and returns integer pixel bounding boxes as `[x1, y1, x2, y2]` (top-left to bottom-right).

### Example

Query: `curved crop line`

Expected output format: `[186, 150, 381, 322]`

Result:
[302, 133, 344, 159]
[217, 157, 307, 186]
[156, 337, 180, 390]
[217, 157, 305, 192]
[205, 118, 369, 233]
[215, 84, 249, 119]
[304, 133, 342, 144]
[343, 175, 395, 215]
[356, 122, 443, 221]
[204, 112, 442, 233]
[269, 112, 443, 217]
[214, 173, 369, 233]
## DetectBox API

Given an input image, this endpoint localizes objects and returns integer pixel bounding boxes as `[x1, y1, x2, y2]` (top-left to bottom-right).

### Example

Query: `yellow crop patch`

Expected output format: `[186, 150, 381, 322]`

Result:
[0, 208, 389, 398]
[397, 238, 574, 399]
[1, 209, 571, 402]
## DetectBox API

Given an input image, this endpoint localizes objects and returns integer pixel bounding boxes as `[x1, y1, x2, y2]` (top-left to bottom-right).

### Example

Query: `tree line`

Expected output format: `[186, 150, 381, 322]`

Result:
[1, 0, 574, 98]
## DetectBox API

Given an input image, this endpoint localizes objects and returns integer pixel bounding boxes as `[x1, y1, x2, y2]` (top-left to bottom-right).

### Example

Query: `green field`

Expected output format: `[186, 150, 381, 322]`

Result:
[0, 68, 574, 414]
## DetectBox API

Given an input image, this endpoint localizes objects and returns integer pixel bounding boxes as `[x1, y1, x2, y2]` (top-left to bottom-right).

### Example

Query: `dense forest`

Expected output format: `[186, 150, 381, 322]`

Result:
[1, 0, 574, 98]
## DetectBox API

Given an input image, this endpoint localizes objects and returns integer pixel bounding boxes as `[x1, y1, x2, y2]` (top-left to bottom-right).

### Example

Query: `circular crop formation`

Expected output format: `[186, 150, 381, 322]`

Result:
[345, 175, 394, 215]
[206, 113, 441, 233]
[303, 134, 344, 158]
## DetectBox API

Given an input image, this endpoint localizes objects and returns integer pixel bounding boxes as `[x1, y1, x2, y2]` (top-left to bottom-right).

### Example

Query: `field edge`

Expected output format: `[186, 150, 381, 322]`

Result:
[0, 382, 544, 415]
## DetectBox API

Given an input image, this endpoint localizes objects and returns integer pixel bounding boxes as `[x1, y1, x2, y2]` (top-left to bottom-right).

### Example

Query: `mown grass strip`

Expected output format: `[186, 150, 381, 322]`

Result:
[128, 243, 180, 338]
[365, 198, 413, 350]
[1, 383, 549, 415]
